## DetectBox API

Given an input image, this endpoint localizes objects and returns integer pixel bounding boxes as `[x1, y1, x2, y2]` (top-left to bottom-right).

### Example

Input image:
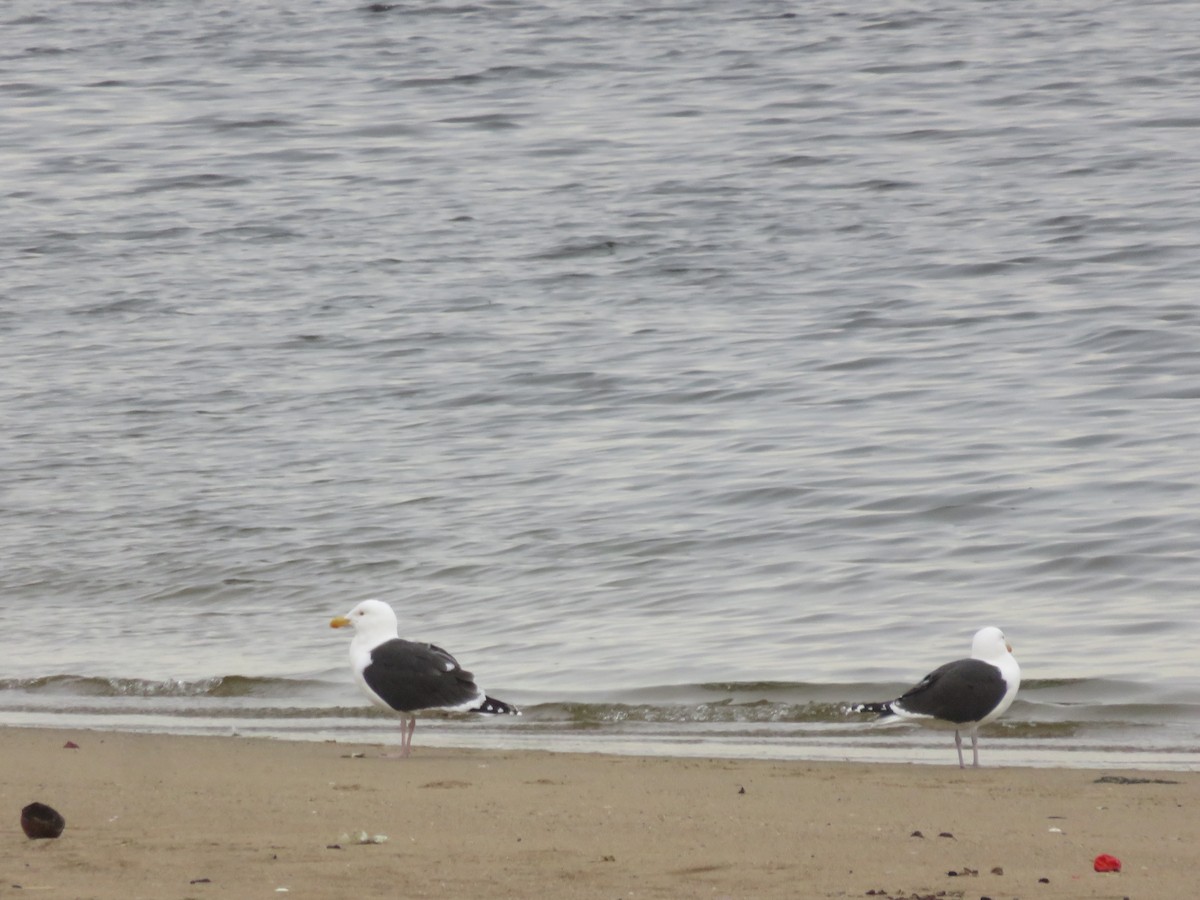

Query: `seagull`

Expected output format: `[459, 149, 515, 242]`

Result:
[850, 626, 1020, 768]
[330, 599, 520, 756]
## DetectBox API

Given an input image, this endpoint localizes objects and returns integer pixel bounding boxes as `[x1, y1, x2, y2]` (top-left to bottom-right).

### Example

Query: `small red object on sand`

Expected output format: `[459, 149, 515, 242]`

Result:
[1093, 854, 1122, 873]
[63, 741, 79, 749]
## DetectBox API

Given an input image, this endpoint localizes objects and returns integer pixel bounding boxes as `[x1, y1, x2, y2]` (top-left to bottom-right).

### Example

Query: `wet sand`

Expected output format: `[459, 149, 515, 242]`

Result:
[3, 726, 1194, 898]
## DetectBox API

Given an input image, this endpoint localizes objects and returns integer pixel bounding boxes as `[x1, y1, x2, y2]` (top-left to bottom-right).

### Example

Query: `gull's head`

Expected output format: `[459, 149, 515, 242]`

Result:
[330, 599, 399, 639]
[972, 626, 1013, 661]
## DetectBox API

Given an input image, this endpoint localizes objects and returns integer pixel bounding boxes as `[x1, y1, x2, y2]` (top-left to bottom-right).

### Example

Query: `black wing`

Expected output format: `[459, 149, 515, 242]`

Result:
[362, 639, 483, 713]
[893, 657, 1006, 724]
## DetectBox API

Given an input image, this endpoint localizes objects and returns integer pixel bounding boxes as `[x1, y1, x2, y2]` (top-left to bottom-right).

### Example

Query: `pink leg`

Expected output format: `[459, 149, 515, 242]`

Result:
[954, 729, 965, 768]
[398, 716, 416, 757]
[376, 715, 415, 759]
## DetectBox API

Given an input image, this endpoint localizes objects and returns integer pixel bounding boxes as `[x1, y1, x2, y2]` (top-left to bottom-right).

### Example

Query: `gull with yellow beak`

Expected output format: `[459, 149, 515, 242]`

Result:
[849, 626, 1021, 768]
[331, 599, 520, 757]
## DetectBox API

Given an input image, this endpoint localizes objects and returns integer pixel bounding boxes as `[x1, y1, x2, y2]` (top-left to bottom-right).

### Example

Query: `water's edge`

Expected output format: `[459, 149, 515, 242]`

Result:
[4, 675, 1196, 771]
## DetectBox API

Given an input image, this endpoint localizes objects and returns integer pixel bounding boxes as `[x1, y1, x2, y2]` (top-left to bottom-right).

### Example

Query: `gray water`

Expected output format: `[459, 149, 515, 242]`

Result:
[3, 0, 1200, 768]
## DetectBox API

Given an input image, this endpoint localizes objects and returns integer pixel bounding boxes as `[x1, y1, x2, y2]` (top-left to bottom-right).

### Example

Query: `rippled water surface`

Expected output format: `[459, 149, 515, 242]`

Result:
[3, 0, 1200, 766]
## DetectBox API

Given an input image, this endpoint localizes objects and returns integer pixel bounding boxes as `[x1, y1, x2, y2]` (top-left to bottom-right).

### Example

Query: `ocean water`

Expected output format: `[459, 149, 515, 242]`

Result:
[3, 0, 1200, 768]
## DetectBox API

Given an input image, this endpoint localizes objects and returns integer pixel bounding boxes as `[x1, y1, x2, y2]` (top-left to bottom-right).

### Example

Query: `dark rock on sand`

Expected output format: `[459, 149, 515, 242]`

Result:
[21, 802, 65, 839]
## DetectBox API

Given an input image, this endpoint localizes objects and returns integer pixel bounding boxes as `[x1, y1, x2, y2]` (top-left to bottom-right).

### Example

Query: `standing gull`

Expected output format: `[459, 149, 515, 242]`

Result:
[330, 599, 520, 756]
[850, 626, 1020, 768]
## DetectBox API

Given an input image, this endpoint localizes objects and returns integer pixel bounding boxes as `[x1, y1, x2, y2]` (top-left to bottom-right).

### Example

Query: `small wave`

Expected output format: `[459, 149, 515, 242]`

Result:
[540, 699, 849, 728]
[3, 676, 1194, 738]
[0, 674, 318, 699]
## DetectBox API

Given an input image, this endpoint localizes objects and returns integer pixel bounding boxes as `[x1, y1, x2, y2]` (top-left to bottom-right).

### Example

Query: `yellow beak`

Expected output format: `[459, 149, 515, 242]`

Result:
[330, 616, 351, 629]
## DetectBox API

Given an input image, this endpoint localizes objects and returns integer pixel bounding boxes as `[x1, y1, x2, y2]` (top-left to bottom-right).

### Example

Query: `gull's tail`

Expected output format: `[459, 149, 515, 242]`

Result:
[475, 696, 521, 716]
[846, 701, 894, 717]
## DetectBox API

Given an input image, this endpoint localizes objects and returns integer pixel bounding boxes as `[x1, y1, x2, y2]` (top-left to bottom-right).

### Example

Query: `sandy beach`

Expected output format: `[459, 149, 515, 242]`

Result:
[3, 726, 1194, 899]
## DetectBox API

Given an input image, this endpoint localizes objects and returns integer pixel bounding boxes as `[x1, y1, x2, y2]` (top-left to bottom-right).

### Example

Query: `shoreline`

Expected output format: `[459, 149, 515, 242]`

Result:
[4, 726, 1197, 898]
[3, 714, 1198, 772]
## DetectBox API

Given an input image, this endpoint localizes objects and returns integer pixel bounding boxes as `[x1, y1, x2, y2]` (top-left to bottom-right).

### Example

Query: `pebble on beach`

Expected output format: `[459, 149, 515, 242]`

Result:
[21, 802, 66, 839]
